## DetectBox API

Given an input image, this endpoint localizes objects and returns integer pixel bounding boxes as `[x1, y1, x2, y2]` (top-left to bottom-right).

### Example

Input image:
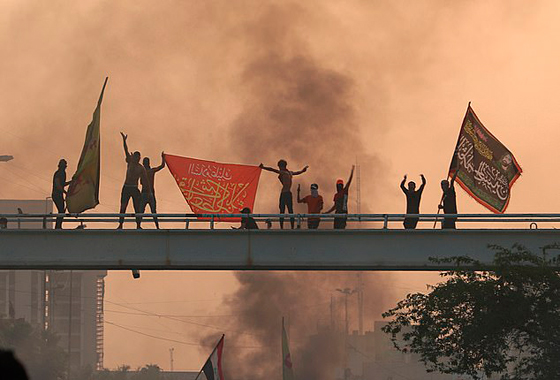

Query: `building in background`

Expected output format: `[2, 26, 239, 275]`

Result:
[0, 200, 107, 371]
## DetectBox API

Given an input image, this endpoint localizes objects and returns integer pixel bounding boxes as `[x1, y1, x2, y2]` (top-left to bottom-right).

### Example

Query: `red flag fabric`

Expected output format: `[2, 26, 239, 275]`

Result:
[164, 154, 261, 220]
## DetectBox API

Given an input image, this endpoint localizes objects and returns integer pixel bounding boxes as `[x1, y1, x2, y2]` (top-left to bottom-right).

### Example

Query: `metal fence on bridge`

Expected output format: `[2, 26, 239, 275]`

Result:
[0, 212, 556, 230]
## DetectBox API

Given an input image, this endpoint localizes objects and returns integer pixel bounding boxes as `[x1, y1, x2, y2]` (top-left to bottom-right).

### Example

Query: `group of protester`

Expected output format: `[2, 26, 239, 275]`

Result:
[52, 132, 165, 229]
[48, 132, 458, 230]
[399, 170, 458, 230]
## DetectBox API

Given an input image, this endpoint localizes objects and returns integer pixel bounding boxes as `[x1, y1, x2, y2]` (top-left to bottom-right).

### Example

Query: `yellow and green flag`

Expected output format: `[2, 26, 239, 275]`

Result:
[67, 77, 108, 213]
[282, 317, 295, 380]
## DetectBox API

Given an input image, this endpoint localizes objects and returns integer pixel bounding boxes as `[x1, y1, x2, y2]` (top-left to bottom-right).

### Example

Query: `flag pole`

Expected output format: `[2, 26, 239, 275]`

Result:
[194, 334, 225, 380]
[433, 101, 471, 229]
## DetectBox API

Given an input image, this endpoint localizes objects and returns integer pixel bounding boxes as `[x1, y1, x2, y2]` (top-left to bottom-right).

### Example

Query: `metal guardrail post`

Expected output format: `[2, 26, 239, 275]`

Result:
[297, 214, 302, 229]
[383, 214, 388, 229]
[210, 215, 215, 230]
[185, 219, 190, 229]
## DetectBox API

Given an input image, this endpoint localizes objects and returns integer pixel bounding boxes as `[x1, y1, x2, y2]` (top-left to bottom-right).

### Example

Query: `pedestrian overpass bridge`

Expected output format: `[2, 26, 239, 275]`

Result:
[0, 213, 559, 271]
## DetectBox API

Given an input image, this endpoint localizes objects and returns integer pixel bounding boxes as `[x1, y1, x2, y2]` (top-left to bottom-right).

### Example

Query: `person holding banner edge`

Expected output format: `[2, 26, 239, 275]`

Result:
[259, 160, 309, 229]
[439, 170, 458, 229]
[139, 152, 165, 229]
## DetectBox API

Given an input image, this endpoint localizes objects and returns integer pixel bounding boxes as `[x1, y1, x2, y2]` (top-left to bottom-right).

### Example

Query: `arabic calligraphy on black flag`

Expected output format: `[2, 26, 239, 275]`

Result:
[449, 104, 522, 213]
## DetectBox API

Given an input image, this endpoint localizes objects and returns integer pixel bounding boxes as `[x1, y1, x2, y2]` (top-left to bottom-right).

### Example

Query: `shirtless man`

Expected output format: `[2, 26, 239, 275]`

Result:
[118, 132, 148, 229]
[140, 152, 165, 228]
[260, 160, 308, 229]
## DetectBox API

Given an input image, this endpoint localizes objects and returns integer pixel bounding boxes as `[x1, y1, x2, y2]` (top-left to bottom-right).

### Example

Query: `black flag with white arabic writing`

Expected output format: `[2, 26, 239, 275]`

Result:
[449, 104, 522, 213]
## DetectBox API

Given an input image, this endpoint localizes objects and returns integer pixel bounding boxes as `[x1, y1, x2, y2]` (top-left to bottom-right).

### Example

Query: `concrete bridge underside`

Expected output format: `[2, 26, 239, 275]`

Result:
[1, 229, 559, 270]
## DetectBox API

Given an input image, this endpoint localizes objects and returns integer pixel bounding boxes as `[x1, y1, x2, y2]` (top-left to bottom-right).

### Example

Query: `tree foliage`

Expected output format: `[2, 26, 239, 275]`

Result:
[382, 244, 560, 380]
[0, 318, 67, 380]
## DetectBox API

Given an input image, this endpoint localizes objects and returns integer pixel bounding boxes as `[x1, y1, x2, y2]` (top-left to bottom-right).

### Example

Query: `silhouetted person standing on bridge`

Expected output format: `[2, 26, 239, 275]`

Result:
[439, 171, 458, 229]
[324, 166, 354, 229]
[140, 152, 165, 229]
[52, 159, 71, 229]
[297, 183, 323, 229]
[260, 160, 308, 229]
[118, 132, 148, 229]
[400, 174, 426, 229]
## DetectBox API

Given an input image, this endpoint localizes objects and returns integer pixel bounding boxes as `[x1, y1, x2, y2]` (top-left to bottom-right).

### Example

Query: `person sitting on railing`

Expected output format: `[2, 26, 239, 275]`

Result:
[400, 174, 426, 229]
[324, 165, 354, 229]
[232, 207, 259, 230]
[51, 159, 71, 229]
[259, 160, 308, 229]
[140, 152, 166, 229]
[297, 183, 323, 229]
[118, 132, 149, 229]
[439, 170, 458, 229]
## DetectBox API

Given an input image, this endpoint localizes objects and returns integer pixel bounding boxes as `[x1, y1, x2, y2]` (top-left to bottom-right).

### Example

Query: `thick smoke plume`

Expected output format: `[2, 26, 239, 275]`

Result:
[229, 4, 381, 213]
[200, 272, 394, 380]
[200, 7, 394, 379]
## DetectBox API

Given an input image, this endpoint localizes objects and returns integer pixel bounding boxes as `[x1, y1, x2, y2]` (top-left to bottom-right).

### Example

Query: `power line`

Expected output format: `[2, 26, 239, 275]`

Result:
[105, 320, 262, 350]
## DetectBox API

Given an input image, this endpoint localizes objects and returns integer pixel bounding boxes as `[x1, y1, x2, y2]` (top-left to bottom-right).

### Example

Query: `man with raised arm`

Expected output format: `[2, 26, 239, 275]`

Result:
[118, 132, 148, 229]
[324, 166, 355, 229]
[400, 174, 426, 229]
[297, 183, 323, 229]
[52, 159, 71, 229]
[140, 152, 165, 229]
[438, 170, 458, 229]
[259, 160, 309, 229]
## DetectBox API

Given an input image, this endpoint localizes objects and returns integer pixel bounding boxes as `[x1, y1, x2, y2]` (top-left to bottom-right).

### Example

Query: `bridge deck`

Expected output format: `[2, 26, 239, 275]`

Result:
[1, 228, 559, 270]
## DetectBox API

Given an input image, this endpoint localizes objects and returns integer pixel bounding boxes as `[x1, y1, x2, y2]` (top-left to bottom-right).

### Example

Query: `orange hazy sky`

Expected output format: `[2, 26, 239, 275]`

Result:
[1, 0, 560, 371]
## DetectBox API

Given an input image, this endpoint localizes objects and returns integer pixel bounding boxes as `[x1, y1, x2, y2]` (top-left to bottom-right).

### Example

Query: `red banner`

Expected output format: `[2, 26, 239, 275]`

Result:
[164, 154, 261, 220]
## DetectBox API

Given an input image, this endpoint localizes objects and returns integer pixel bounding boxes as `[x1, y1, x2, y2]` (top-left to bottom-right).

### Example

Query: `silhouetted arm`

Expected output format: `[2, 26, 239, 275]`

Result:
[297, 184, 304, 203]
[418, 174, 426, 193]
[344, 165, 355, 191]
[121, 132, 131, 160]
[154, 152, 166, 172]
[259, 163, 280, 174]
[450, 170, 458, 187]
[324, 202, 336, 214]
[292, 165, 309, 176]
[400, 175, 407, 194]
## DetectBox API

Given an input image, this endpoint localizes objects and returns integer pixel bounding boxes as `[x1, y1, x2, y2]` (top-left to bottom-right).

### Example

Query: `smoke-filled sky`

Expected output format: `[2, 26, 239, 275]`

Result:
[1, 0, 560, 372]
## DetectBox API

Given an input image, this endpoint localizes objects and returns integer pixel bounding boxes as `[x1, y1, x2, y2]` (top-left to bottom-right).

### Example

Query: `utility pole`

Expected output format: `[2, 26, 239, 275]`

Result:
[169, 347, 174, 371]
[355, 156, 361, 215]
[336, 288, 356, 335]
[357, 273, 364, 335]
[67, 270, 74, 380]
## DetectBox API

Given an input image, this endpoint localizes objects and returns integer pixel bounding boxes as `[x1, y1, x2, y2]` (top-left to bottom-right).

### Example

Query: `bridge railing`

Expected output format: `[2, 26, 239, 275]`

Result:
[0, 213, 556, 230]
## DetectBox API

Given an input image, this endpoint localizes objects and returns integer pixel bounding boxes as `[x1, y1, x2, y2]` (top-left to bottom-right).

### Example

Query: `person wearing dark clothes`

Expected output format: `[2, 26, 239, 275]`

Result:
[52, 159, 71, 229]
[297, 183, 324, 229]
[439, 171, 458, 229]
[0, 350, 29, 380]
[400, 174, 426, 229]
[324, 166, 354, 229]
[237, 207, 259, 230]
[118, 133, 148, 229]
[140, 152, 166, 229]
[260, 160, 308, 229]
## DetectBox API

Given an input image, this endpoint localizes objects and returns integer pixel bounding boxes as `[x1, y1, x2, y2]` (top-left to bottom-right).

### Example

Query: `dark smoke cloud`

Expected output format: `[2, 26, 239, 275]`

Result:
[200, 272, 393, 380]
[201, 4, 393, 380]
[229, 3, 382, 213]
